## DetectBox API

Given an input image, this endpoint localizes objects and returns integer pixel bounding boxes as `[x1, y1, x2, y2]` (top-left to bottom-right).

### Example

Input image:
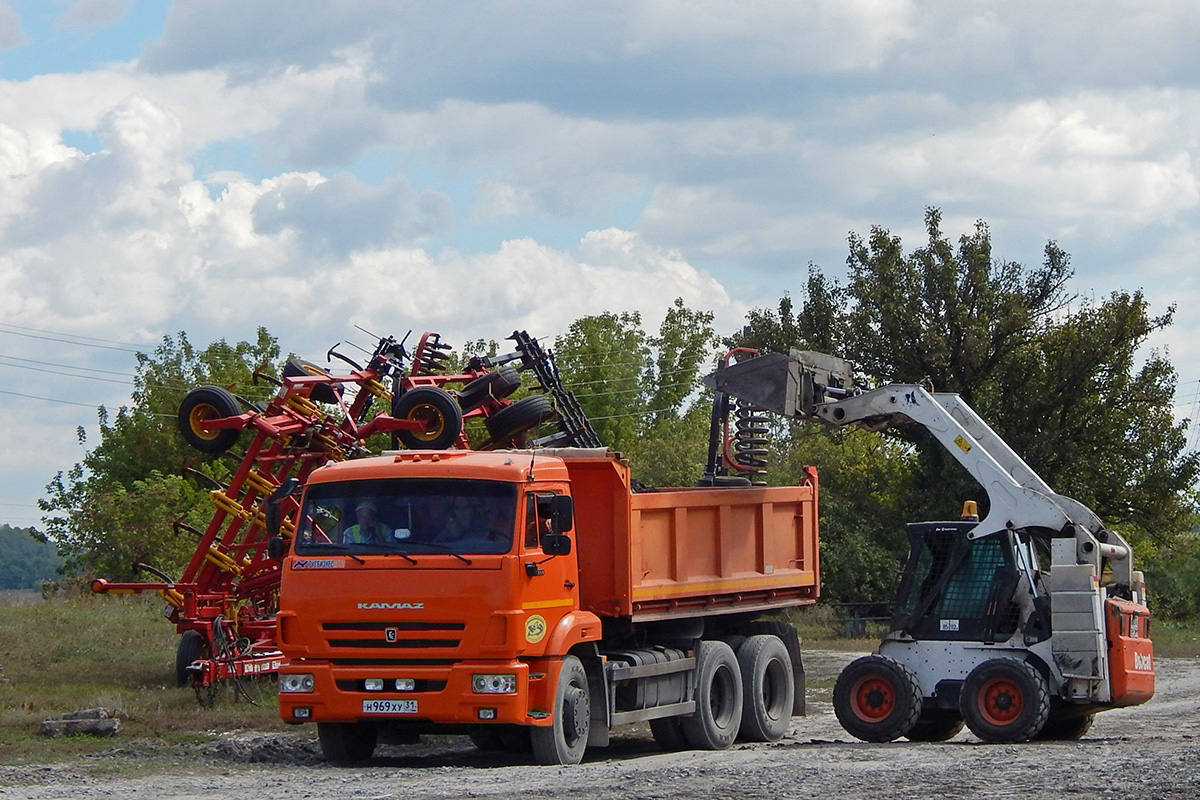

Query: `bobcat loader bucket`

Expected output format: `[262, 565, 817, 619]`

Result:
[702, 349, 855, 419]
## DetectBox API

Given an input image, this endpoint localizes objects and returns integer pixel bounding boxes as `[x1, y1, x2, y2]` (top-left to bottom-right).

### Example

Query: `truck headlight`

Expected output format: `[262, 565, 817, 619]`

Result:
[472, 674, 517, 694]
[280, 673, 315, 693]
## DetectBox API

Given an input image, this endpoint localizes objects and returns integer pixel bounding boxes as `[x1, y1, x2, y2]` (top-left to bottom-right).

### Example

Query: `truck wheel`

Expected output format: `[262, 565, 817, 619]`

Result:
[905, 715, 965, 742]
[1034, 712, 1094, 740]
[317, 721, 378, 764]
[457, 367, 521, 412]
[736, 635, 794, 742]
[178, 386, 241, 453]
[833, 654, 922, 742]
[485, 394, 556, 441]
[531, 655, 590, 765]
[392, 387, 463, 450]
[649, 716, 689, 751]
[960, 658, 1050, 743]
[174, 630, 206, 687]
[681, 640, 744, 750]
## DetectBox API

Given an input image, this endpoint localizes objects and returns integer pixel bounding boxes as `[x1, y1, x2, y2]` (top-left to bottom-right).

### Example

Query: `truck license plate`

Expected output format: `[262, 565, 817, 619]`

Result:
[362, 699, 418, 714]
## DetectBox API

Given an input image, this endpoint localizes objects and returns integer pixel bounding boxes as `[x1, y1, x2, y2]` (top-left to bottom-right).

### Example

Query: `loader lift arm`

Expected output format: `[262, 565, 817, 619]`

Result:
[703, 349, 1135, 593]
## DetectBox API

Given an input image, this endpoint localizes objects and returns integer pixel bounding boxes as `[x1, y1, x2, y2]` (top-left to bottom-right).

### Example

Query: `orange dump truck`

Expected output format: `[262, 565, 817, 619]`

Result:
[271, 448, 819, 764]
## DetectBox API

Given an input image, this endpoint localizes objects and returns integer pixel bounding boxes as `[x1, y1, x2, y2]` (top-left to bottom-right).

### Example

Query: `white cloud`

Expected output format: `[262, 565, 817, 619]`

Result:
[57, 0, 131, 29]
[0, 0, 23, 48]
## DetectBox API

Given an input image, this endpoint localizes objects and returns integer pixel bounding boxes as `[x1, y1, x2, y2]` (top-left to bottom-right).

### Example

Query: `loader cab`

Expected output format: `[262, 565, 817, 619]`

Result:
[890, 521, 1035, 644]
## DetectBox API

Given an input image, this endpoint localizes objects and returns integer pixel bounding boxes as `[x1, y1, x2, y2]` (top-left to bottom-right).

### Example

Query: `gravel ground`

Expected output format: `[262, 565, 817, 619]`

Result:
[3, 650, 1198, 800]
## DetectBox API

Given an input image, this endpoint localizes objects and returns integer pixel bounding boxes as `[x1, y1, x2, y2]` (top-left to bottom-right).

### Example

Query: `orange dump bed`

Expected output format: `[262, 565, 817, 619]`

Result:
[561, 455, 820, 622]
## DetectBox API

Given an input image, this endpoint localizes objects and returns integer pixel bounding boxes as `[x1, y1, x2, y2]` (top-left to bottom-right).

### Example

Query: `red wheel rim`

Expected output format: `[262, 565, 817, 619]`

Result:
[978, 677, 1024, 725]
[850, 674, 896, 722]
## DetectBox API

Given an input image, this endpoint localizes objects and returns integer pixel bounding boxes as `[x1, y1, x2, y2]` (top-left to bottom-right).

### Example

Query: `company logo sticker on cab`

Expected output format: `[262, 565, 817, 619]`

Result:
[292, 559, 346, 569]
[525, 614, 547, 643]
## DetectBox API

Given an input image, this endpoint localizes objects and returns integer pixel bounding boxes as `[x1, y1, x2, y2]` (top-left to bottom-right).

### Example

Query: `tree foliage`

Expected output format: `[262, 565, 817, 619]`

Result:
[556, 299, 718, 487]
[731, 208, 1199, 603]
[38, 329, 281, 579]
[0, 525, 63, 589]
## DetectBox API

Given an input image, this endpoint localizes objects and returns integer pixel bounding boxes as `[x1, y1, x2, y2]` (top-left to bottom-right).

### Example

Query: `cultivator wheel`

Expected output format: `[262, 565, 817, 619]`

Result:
[392, 387, 463, 449]
[178, 386, 242, 453]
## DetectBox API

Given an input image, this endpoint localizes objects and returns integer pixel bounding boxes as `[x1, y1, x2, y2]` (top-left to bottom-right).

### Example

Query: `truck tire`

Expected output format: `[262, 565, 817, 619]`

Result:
[649, 716, 690, 751]
[681, 640, 743, 750]
[178, 386, 241, 453]
[1034, 711, 1094, 740]
[905, 715, 965, 742]
[485, 394, 556, 441]
[531, 655, 590, 765]
[736, 635, 794, 742]
[833, 654, 922, 742]
[392, 387, 463, 450]
[317, 721, 378, 764]
[175, 630, 206, 687]
[959, 658, 1050, 743]
[457, 367, 521, 412]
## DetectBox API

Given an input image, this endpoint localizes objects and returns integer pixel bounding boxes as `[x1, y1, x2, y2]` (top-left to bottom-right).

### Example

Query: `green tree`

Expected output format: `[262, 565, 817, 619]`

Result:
[729, 208, 1199, 602]
[38, 329, 282, 579]
[555, 300, 718, 487]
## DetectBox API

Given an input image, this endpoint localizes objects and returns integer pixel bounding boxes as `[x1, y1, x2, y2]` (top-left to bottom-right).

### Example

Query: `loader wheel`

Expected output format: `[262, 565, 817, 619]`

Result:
[1035, 711, 1095, 740]
[174, 630, 207, 687]
[905, 715, 965, 742]
[833, 655, 922, 742]
[178, 386, 241, 453]
[484, 394, 556, 441]
[392, 387, 463, 450]
[457, 367, 521, 412]
[960, 658, 1049, 743]
[318, 721, 378, 764]
[531, 655, 590, 765]
[681, 640, 744, 750]
[736, 635, 794, 742]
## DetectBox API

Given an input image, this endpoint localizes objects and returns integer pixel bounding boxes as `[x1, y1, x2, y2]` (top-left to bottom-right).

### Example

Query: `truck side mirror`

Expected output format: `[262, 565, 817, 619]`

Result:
[541, 532, 572, 557]
[550, 495, 574, 533]
[265, 477, 301, 539]
[268, 536, 288, 559]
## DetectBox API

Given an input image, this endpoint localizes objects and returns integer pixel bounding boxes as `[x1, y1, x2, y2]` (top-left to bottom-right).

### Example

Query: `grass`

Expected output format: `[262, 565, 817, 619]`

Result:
[1, 593, 1196, 767]
[0, 592, 285, 766]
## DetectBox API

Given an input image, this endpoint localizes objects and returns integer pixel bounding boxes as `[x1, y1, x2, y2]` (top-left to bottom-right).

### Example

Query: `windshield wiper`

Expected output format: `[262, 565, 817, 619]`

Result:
[301, 542, 366, 564]
[411, 540, 472, 565]
[384, 549, 418, 565]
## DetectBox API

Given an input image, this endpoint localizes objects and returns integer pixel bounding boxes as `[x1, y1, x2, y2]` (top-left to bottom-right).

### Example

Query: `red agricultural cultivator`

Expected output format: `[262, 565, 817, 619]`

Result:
[91, 330, 599, 703]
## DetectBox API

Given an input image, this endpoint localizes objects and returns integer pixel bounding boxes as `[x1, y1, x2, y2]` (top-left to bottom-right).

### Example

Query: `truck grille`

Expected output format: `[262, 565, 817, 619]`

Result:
[321, 621, 465, 650]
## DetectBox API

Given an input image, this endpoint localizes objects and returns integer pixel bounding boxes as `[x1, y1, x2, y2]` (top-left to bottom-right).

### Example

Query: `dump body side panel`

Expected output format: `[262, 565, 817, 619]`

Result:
[564, 457, 819, 621]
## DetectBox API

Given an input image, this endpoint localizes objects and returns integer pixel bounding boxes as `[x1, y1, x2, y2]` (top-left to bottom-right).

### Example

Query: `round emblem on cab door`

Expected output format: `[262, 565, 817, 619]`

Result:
[524, 615, 547, 643]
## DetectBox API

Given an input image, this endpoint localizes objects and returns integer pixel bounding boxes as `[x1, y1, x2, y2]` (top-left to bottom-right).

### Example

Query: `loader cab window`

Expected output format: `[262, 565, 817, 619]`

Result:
[296, 479, 517, 556]
[893, 522, 1020, 641]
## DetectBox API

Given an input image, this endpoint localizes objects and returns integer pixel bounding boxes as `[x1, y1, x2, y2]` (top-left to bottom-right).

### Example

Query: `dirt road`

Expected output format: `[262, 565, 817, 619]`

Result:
[3, 651, 1198, 799]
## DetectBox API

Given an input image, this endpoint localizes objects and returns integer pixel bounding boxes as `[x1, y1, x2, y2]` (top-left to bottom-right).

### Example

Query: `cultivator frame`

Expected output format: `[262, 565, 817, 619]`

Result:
[91, 330, 597, 701]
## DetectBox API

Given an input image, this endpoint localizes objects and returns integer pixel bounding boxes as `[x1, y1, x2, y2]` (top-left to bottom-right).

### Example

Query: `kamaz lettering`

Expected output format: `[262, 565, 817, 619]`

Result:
[357, 602, 424, 610]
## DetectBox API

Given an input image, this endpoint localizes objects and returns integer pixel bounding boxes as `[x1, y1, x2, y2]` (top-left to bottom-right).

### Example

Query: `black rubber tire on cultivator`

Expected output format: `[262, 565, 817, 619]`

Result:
[175, 630, 206, 687]
[282, 358, 341, 404]
[178, 386, 242, 454]
[391, 386, 463, 450]
[485, 394, 556, 441]
[457, 367, 521, 412]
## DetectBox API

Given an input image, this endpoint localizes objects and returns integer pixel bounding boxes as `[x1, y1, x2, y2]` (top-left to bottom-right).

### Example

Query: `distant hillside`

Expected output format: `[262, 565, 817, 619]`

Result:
[0, 525, 63, 589]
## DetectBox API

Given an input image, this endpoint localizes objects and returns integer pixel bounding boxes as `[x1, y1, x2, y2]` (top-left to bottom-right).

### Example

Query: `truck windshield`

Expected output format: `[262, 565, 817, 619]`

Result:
[295, 479, 517, 556]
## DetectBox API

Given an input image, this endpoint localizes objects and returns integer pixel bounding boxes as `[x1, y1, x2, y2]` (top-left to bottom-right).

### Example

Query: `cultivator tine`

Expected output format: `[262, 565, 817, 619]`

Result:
[173, 518, 206, 539]
[251, 363, 282, 387]
[181, 463, 226, 491]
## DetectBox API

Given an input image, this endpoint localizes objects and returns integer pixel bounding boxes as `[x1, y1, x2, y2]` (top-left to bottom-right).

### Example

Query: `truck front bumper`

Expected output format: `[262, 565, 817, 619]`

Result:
[278, 659, 556, 727]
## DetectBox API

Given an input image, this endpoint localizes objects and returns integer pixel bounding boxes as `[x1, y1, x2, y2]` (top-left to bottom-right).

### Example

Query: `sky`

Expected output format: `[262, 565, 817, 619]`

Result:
[1, 0, 1199, 529]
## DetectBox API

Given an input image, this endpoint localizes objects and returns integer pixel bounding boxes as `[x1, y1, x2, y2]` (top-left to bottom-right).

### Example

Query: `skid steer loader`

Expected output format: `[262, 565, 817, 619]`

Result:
[704, 351, 1155, 743]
